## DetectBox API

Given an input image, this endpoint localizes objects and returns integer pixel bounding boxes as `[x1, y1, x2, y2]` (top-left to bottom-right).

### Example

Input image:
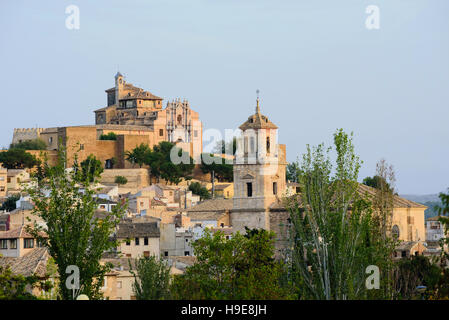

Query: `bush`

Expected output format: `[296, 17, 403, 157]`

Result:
[0, 194, 21, 212]
[99, 132, 117, 140]
[114, 176, 128, 185]
[10, 139, 47, 150]
[189, 182, 210, 200]
[0, 149, 38, 169]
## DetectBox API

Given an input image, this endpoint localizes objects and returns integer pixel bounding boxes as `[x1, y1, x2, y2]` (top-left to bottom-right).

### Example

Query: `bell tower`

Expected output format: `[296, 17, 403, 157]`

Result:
[114, 71, 124, 106]
[231, 92, 287, 232]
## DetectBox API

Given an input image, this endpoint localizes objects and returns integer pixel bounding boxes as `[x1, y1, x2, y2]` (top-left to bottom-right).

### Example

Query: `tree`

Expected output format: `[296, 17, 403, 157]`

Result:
[286, 161, 300, 183]
[200, 153, 233, 182]
[0, 149, 38, 169]
[10, 139, 47, 150]
[79, 154, 104, 183]
[170, 228, 293, 300]
[288, 129, 395, 300]
[0, 266, 38, 300]
[25, 146, 126, 300]
[188, 182, 211, 200]
[114, 176, 128, 186]
[99, 132, 117, 141]
[0, 194, 21, 212]
[125, 143, 151, 168]
[145, 142, 194, 185]
[362, 174, 394, 193]
[211, 138, 237, 155]
[392, 255, 441, 300]
[129, 256, 171, 300]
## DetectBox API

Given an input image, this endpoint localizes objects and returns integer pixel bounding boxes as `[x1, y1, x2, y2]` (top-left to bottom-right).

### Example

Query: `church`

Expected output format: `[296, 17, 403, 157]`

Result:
[12, 73, 203, 167]
[188, 97, 427, 258]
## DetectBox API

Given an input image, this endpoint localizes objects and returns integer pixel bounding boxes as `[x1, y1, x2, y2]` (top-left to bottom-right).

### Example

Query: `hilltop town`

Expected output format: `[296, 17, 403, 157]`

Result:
[0, 73, 444, 300]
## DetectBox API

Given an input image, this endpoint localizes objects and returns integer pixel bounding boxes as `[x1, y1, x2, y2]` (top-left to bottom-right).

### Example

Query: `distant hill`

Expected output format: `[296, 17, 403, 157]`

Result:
[400, 194, 442, 220]
[400, 194, 441, 203]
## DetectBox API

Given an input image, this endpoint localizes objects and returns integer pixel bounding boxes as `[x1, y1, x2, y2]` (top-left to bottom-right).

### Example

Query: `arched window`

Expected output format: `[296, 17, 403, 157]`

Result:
[392, 225, 400, 239]
[177, 114, 182, 124]
[266, 136, 270, 154]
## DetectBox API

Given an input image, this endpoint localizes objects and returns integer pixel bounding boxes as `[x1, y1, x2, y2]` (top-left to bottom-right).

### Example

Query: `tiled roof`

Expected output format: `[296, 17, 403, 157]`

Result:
[426, 216, 446, 222]
[187, 198, 233, 213]
[0, 247, 49, 277]
[116, 222, 160, 238]
[187, 211, 227, 221]
[271, 184, 427, 211]
[357, 184, 427, 208]
[208, 184, 231, 191]
[239, 109, 278, 131]
[0, 225, 46, 239]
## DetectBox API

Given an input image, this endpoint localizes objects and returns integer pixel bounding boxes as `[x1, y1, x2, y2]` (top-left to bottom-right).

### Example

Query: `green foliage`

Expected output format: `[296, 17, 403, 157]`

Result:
[289, 129, 396, 300]
[0, 266, 38, 300]
[0, 194, 20, 212]
[126, 142, 194, 185]
[99, 132, 117, 140]
[286, 161, 300, 183]
[0, 149, 38, 169]
[129, 256, 171, 300]
[114, 175, 128, 185]
[200, 153, 233, 182]
[170, 228, 293, 300]
[392, 255, 442, 300]
[10, 139, 47, 150]
[211, 138, 237, 155]
[362, 175, 393, 192]
[25, 145, 127, 300]
[79, 154, 104, 183]
[125, 143, 151, 168]
[188, 182, 211, 200]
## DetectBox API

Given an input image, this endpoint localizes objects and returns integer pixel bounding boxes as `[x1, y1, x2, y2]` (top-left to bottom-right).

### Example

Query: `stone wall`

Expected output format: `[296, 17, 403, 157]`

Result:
[100, 168, 150, 193]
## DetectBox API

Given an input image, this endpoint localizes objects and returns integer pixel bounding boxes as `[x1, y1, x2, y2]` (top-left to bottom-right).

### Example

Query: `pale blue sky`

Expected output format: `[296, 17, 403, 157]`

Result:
[0, 0, 448, 194]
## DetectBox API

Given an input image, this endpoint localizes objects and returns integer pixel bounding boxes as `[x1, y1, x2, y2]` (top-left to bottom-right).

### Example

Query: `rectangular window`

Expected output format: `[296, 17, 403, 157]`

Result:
[273, 182, 278, 195]
[9, 239, 17, 249]
[0, 239, 7, 249]
[246, 182, 253, 197]
[194, 130, 198, 138]
[80, 144, 84, 151]
[7, 177, 11, 183]
[117, 281, 122, 289]
[126, 239, 131, 246]
[144, 251, 150, 257]
[135, 237, 140, 246]
[159, 129, 164, 136]
[164, 251, 168, 257]
[184, 251, 190, 256]
[144, 237, 148, 246]
[24, 238, 34, 249]
[0, 187, 4, 192]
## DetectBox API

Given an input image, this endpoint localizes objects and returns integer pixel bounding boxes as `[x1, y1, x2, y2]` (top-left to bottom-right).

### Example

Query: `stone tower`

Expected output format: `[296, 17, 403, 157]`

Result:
[114, 71, 124, 106]
[231, 96, 287, 232]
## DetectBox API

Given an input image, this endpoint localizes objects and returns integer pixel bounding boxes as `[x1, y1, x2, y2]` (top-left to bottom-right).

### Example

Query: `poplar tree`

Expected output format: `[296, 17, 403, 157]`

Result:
[25, 146, 126, 299]
[289, 129, 395, 300]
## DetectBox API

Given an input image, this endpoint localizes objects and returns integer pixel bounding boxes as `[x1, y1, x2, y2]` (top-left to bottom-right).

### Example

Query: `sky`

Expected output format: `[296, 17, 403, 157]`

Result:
[0, 0, 448, 195]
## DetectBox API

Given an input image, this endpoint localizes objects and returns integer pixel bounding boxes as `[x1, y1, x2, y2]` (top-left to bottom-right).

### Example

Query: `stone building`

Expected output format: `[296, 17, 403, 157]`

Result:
[11, 72, 203, 167]
[231, 97, 287, 234]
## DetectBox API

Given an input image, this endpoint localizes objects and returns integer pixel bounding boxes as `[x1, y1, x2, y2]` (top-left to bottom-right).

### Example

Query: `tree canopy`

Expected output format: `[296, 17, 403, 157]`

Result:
[0, 149, 38, 169]
[125, 142, 194, 185]
[25, 146, 126, 300]
[170, 228, 293, 300]
[10, 139, 47, 150]
[200, 153, 233, 182]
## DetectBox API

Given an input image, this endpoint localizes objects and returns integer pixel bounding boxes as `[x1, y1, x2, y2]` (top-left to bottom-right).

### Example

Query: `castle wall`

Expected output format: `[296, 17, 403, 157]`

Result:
[12, 128, 44, 145]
